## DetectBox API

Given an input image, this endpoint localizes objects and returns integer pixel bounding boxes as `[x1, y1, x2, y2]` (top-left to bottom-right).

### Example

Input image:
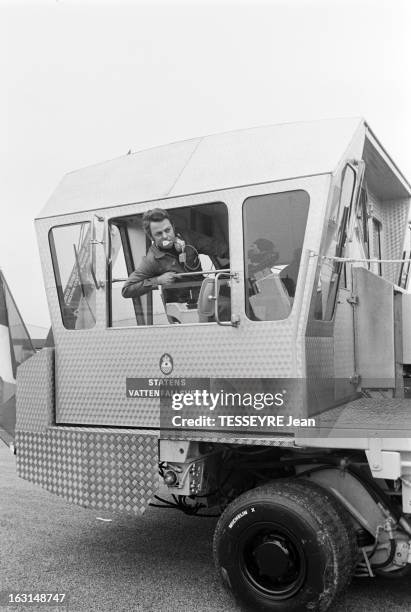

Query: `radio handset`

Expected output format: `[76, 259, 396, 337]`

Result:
[159, 237, 186, 263]
[175, 238, 186, 263]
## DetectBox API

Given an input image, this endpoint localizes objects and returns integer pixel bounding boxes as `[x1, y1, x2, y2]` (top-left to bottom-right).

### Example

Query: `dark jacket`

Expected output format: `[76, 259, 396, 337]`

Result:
[122, 229, 228, 299]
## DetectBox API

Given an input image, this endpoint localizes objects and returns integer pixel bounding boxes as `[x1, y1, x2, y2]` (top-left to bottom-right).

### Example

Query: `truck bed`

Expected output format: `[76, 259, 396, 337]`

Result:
[314, 397, 411, 437]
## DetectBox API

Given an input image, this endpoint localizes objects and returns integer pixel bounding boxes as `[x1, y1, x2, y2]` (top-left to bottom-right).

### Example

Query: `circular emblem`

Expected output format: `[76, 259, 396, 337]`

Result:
[160, 353, 173, 375]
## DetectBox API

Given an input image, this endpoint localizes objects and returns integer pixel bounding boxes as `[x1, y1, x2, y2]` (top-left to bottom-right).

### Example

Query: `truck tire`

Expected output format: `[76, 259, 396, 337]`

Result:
[293, 476, 359, 584]
[213, 479, 355, 611]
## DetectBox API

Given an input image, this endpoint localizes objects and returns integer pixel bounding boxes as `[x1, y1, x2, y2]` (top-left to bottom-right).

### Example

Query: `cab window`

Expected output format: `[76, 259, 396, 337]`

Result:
[243, 190, 310, 321]
[49, 222, 96, 330]
[109, 202, 230, 327]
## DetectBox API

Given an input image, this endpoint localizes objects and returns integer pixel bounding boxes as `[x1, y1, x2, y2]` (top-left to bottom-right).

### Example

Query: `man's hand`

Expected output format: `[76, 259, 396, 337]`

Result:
[155, 271, 177, 285]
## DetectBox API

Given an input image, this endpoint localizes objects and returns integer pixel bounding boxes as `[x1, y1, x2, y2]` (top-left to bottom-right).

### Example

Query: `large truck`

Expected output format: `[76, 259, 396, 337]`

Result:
[15, 118, 411, 611]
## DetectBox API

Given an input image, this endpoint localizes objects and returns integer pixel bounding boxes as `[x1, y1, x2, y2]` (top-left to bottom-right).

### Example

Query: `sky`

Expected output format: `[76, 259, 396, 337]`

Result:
[1, 0, 410, 328]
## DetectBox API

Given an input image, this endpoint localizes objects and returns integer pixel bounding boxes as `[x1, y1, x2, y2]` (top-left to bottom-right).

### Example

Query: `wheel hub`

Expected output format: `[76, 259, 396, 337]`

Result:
[240, 526, 306, 598]
[253, 538, 290, 578]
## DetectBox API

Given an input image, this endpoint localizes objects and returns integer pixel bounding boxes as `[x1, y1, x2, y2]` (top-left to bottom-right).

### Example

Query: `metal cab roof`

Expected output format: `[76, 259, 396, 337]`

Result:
[37, 117, 409, 220]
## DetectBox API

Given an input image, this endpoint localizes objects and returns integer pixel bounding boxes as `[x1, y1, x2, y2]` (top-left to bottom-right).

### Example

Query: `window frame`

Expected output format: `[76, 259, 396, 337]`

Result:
[311, 163, 357, 323]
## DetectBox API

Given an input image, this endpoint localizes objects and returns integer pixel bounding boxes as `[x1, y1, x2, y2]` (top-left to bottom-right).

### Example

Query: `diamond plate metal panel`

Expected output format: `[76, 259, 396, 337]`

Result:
[304, 289, 356, 407]
[315, 397, 411, 436]
[353, 267, 395, 385]
[162, 431, 296, 447]
[16, 348, 55, 432]
[54, 324, 300, 426]
[305, 337, 334, 379]
[367, 191, 410, 284]
[16, 429, 87, 505]
[368, 190, 383, 219]
[16, 428, 159, 515]
[383, 198, 410, 284]
[333, 288, 354, 378]
[34, 176, 329, 428]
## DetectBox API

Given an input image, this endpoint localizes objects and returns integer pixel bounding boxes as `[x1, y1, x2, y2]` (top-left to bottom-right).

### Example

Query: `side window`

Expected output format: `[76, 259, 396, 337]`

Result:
[109, 202, 230, 327]
[49, 222, 96, 329]
[243, 190, 310, 321]
[314, 165, 356, 321]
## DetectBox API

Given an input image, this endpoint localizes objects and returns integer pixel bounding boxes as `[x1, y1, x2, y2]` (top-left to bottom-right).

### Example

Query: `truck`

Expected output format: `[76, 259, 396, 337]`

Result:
[15, 117, 411, 611]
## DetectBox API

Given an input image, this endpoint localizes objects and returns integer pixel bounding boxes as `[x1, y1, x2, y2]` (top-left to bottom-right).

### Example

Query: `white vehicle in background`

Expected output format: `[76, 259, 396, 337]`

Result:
[15, 118, 411, 611]
[0, 270, 36, 447]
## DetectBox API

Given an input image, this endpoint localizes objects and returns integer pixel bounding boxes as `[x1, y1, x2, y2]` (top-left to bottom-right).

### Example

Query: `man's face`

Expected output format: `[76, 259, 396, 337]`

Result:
[150, 218, 176, 249]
